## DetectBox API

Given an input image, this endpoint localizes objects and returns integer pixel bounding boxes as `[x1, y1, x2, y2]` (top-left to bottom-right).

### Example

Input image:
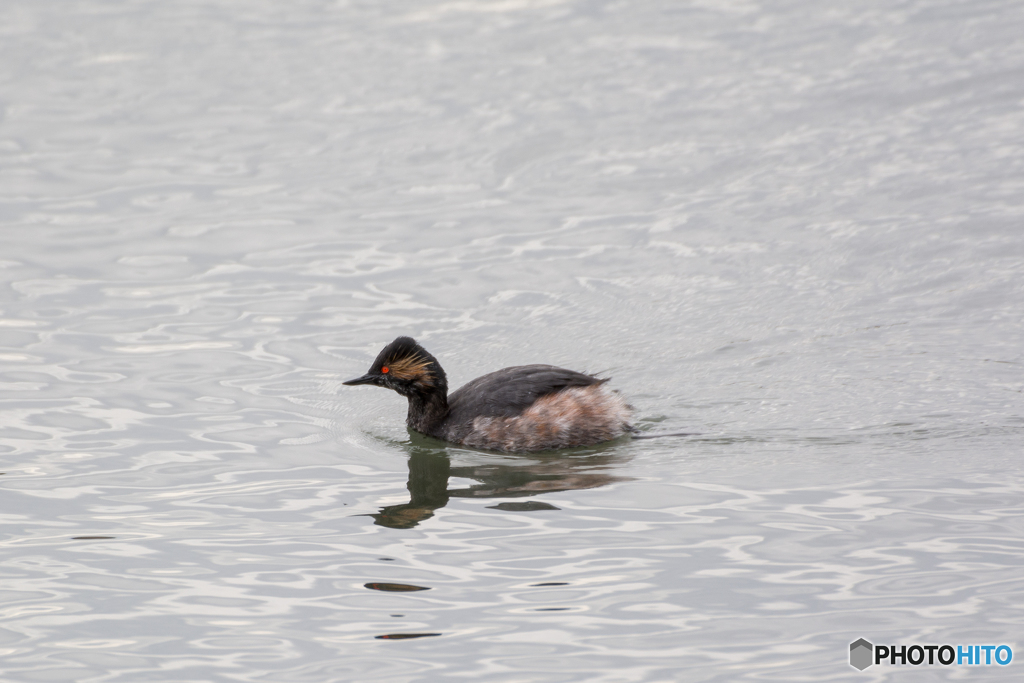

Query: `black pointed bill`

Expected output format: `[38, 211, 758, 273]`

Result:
[343, 373, 378, 386]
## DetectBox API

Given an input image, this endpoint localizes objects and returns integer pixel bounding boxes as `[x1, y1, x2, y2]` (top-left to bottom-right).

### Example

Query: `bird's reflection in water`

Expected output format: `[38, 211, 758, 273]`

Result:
[370, 432, 631, 529]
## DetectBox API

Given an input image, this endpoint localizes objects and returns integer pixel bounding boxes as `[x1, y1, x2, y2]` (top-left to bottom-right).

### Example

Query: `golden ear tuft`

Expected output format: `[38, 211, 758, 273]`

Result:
[387, 354, 432, 382]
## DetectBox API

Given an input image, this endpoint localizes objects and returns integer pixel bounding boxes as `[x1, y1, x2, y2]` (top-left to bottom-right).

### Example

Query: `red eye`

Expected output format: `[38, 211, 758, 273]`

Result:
[381, 366, 389, 374]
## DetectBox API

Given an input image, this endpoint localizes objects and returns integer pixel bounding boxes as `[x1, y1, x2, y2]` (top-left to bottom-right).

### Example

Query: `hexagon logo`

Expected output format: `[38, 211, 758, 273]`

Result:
[850, 638, 873, 670]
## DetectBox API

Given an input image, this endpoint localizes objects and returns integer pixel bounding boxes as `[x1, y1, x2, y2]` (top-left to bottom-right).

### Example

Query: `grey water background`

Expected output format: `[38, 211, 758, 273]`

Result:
[1, 0, 1023, 680]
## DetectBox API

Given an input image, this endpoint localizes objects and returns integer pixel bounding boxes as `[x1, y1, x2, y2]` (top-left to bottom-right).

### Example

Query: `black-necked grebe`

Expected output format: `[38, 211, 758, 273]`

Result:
[343, 336, 632, 453]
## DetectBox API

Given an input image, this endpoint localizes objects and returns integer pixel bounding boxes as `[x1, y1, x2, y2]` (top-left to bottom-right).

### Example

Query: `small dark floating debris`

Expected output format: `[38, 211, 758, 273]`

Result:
[390, 614, 404, 617]
[364, 582, 430, 592]
[487, 501, 560, 511]
[375, 633, 441, 640]
[531, 582, 569, 587]
[378, 558, 395, 561]
[72, 536, 115, 540]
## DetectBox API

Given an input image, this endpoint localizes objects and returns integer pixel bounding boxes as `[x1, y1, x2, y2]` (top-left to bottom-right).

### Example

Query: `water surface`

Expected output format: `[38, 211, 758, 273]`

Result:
[1, 0, 1023, 681]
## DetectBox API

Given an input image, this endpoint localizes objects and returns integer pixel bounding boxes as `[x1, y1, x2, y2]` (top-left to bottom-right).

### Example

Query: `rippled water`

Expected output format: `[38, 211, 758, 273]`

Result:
[2, 0, 1023, 680]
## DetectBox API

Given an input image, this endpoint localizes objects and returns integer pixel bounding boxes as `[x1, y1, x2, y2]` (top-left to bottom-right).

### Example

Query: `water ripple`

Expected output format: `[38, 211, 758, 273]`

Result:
[3, 0, 1024, 680]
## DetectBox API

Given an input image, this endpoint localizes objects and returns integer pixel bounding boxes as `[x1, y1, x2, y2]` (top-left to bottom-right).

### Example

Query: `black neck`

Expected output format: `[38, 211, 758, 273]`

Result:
[406, 387, 449, 436]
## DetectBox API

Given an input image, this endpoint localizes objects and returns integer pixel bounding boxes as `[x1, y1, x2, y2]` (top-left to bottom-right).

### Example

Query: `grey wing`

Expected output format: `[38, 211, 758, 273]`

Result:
[447, 365, 605, 421]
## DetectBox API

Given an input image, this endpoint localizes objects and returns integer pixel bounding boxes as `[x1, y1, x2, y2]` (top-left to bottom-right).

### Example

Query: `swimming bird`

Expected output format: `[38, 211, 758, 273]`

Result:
[343, 336, 632, 453]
